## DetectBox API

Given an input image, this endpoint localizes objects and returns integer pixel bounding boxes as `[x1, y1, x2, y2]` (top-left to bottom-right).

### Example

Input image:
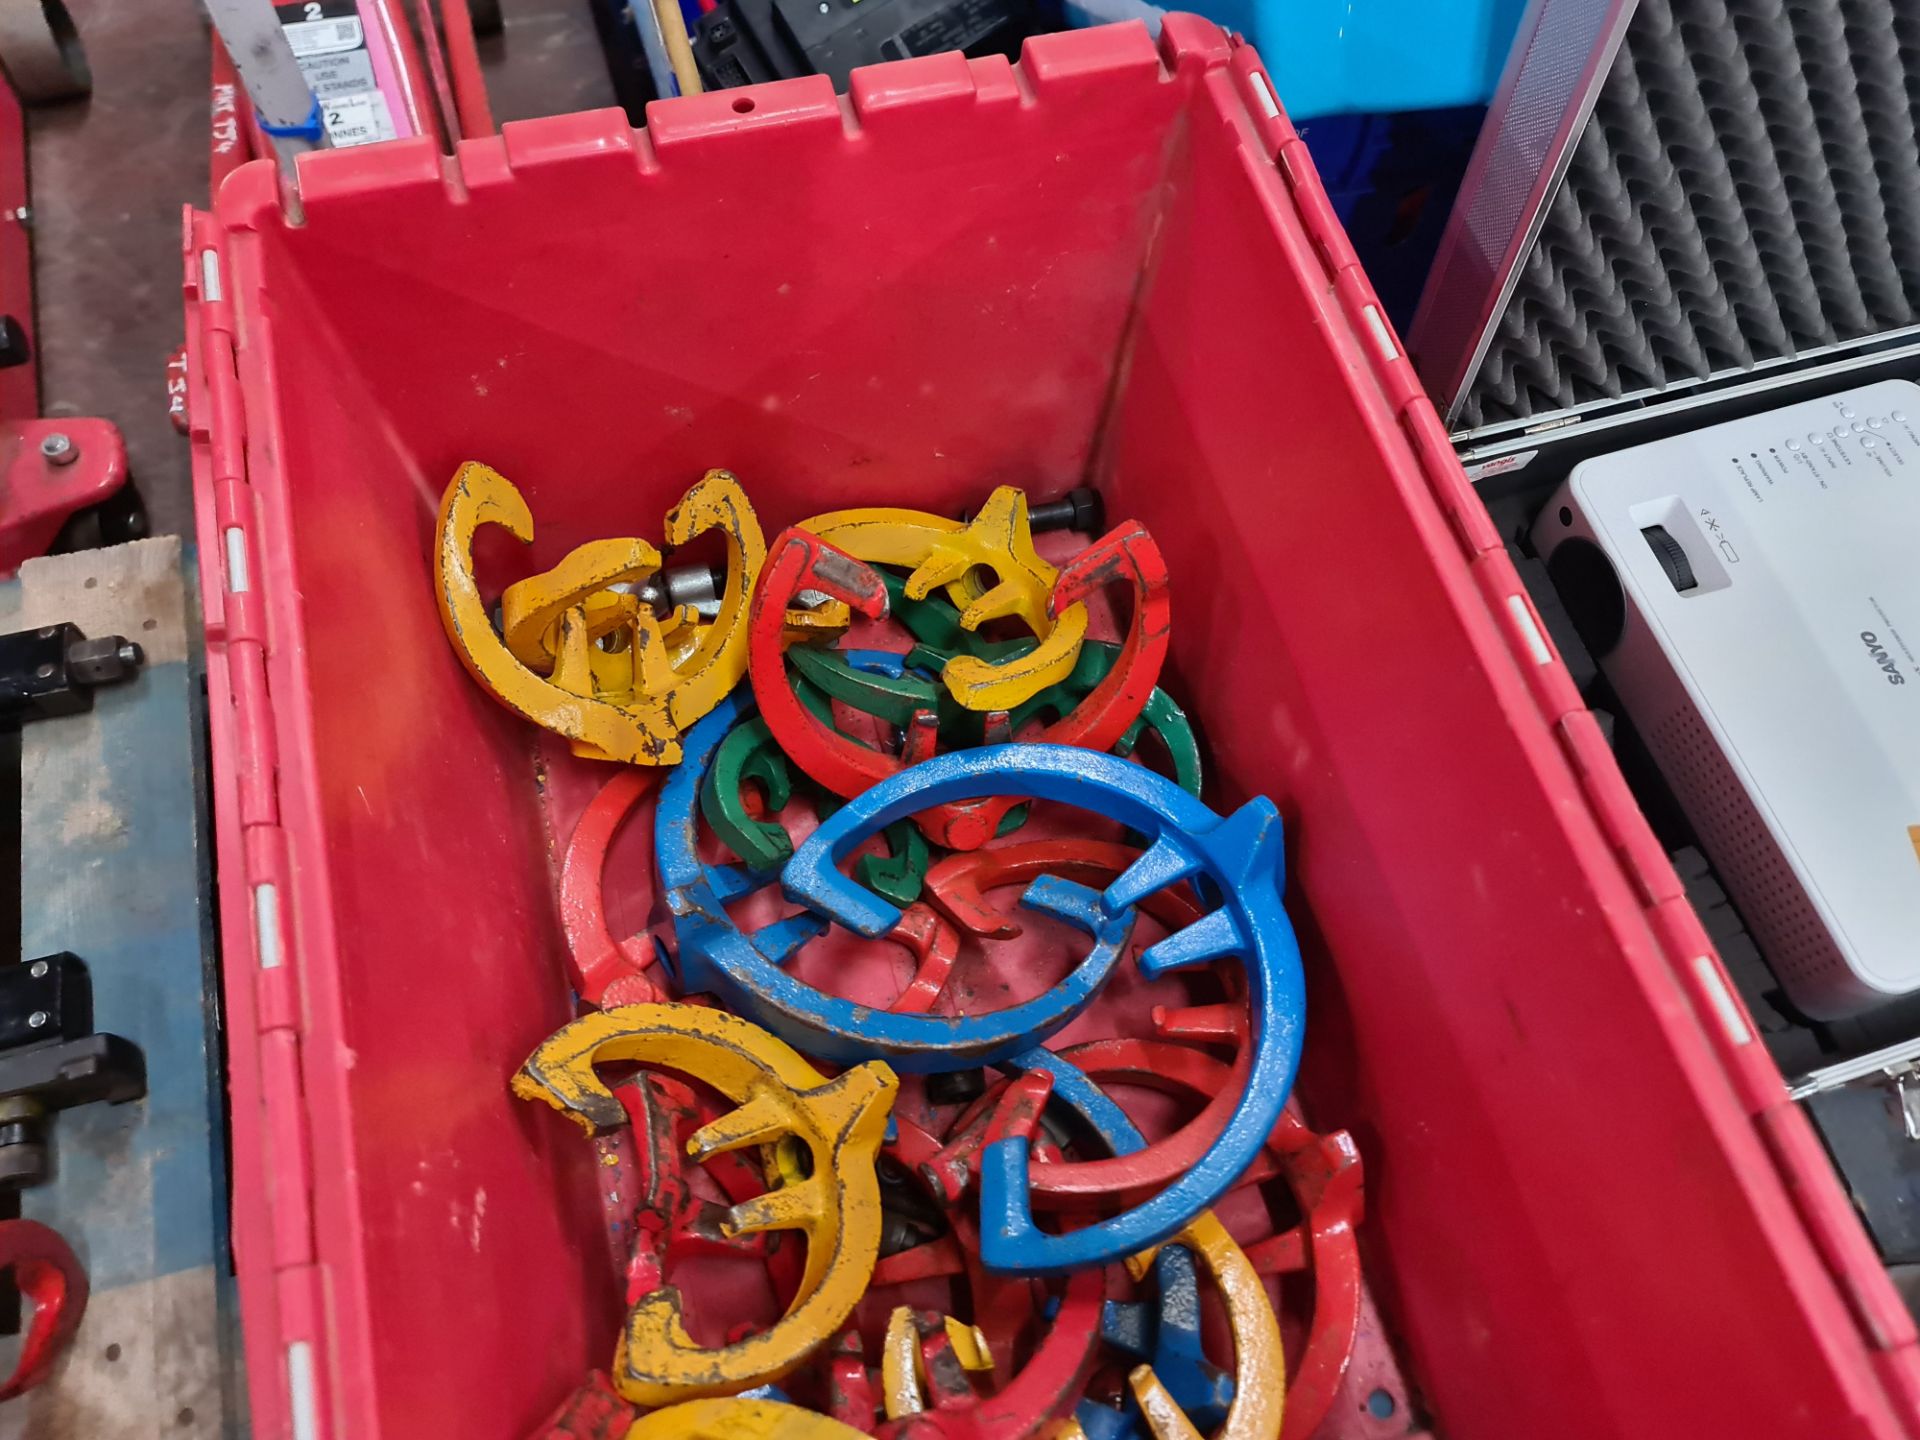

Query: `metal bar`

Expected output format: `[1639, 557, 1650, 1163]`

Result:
[1457, 326, 1920, 453]
[1789, 1037, 1920, 1101]
[1456, 335, 1920, 477]
[408, 0, 461, 149]
[438, 0, 495, 137]
[197, 0, 328, 185]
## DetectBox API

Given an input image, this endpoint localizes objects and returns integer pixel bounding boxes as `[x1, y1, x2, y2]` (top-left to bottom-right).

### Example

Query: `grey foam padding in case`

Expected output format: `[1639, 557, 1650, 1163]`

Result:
[1464, 0, 1920, 430]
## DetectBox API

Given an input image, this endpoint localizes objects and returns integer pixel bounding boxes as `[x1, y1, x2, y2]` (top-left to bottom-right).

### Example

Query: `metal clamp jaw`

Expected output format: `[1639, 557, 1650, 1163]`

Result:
[436, 465, 790, 764]
[924, 1025, 1288, 1218]
[0, 622, 143, 726]
[990, 1038, 1361, 1439]
[559, 769, 665, 1007]
[437, 463, 685, 763]
[1076, 1244, 1234, 1439]
[0, 953, 146, 1188]
[647, 472, 783, 729]
[801, 487, 1088, 712]
[870, 1290, 1105, 1439]
[499, 536, 682, 695]
[600, 1069, 809, 1311]
[852, 1110, 1108, 1439]
[999, 641, 1200, 798]
[915, 893, 1284, 1207]
[748, 528, 988, 846]
[661, 694, 1140, 1072]
[871, 1063, 1280, 1439]
[789, 639, 1200, 800]
[753, 523, 1172, 851]
[981, 1053, 1287, 1440]
[866, 1112, 1044, 1374]
[671, 692, 960, 1019]
[700, 656, 934, 905]
[1121, 1212, 1284, 1440]
[783, 742, 1305, 1274]
[514, 1005, 898, 1405]
[1237, 1123, 1365, 1440]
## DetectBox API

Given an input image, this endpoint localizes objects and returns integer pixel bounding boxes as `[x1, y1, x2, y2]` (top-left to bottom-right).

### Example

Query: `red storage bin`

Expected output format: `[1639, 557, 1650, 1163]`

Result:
[180, 17, 1920, 1440]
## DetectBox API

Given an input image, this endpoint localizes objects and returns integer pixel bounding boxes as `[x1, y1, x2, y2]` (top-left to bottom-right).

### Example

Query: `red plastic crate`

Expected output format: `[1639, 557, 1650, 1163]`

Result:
[180, 17, 1920, 1440]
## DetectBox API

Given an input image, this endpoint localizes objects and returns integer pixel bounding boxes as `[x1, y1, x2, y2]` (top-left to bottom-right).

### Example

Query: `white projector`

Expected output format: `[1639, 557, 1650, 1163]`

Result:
[1532, 379, 1920, 1020]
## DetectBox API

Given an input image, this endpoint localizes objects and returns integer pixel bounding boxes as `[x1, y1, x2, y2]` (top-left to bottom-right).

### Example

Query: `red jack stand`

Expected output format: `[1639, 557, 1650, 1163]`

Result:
[0, 34, 130, 578]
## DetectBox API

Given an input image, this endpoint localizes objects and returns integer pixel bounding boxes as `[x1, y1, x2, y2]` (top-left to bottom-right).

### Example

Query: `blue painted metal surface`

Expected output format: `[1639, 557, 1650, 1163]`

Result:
[20, 656, 223, 1288]
[657, 691, 1139, 1071]
[786, 742, 1305, 1275]
[2, 539, 237, 1432]
[1088, 1246, 1235, 1435]
[1073, 1399, 1134, 1440]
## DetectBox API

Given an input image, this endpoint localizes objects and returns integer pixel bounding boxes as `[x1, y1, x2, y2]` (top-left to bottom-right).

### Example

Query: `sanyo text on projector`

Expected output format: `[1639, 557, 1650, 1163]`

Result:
[1532, 379, 1920, 1020]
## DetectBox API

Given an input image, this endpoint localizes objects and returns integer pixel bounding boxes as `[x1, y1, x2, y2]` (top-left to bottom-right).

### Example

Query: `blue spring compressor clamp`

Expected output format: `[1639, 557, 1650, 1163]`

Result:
[784, 741, 1305, 1275]
[657, 690, 1140, 1072]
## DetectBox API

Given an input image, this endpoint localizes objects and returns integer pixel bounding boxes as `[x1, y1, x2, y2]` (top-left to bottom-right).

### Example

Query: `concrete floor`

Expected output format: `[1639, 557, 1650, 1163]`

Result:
[27, 0, 613, 540]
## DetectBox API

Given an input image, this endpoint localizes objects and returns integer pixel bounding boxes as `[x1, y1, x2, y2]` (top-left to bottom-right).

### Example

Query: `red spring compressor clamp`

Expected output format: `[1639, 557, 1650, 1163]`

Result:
[598, 1070, 809, 1310]
[956, 1042, 1364, 1440]
[922, 838, 1279, 1208]
[559, 768, 665, 1007]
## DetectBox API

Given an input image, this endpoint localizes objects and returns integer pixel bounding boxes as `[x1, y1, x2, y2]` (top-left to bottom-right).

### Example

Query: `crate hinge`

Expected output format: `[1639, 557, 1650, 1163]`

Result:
[185, 213, 317, 1279]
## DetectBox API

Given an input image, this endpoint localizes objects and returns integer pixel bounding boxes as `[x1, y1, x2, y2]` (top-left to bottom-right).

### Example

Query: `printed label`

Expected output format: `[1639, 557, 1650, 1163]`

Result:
[1461, 448, 1538, 482]
[278, 0, 364, 55]
[298, 50, 377, 100]
[275, 0, 397, 148]
[318, 91, 396, 147]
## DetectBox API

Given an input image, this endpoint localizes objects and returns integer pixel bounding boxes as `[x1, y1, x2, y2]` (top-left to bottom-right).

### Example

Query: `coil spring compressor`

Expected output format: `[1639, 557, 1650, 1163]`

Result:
[437, 465, 804, 764]
[662, 693, 1140, 1071]
[750, 522, 1169, 851]
[783, 743, 1304, 1273]
[515, 1006, 897, 1404]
